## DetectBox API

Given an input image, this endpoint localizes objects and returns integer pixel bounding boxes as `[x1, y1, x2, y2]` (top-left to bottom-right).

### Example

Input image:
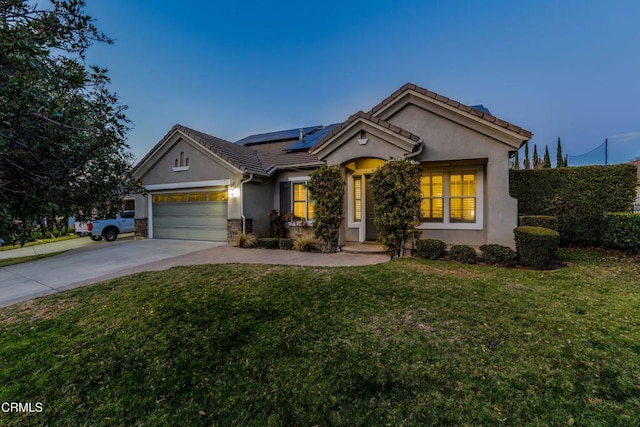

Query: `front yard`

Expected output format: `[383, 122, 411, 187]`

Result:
[0, 249, 638, 425]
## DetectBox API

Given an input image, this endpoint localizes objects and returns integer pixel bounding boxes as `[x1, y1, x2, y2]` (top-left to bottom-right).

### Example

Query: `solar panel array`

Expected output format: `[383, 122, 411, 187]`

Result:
[471, 104, 491, 115]
[284, 123, 342, 151]
[235, 126, 321, 146]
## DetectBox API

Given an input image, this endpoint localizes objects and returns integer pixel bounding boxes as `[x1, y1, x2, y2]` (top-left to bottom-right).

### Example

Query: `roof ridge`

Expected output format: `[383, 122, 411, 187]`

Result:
[368, 83, 532, 138]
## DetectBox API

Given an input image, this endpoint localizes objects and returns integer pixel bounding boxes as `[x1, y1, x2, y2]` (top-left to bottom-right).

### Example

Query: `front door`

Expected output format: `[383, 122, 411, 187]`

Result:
[365, 176, 377, 240]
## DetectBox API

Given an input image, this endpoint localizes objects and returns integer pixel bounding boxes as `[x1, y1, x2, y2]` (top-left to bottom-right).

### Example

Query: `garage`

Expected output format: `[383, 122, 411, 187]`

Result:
[151, 188, 228, 241]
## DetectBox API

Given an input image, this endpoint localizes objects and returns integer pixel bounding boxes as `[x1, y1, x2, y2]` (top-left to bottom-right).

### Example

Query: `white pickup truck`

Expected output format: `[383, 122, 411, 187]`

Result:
[88, 211, 135, 242]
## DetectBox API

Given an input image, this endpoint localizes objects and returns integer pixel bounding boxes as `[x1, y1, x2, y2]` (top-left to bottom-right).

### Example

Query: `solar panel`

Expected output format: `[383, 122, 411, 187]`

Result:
[284, 123, 342, 151]
[235, 126, 321, 146]
[471, 104, 491, 115]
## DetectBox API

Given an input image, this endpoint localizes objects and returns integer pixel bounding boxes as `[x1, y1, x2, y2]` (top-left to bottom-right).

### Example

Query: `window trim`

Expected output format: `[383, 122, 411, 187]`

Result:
[286, 177, 314, 224]
[417, 166, 484, 231]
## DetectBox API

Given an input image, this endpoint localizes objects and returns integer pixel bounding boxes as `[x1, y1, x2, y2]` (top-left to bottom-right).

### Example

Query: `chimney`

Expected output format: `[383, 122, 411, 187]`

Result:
[299, 128, 304, 140]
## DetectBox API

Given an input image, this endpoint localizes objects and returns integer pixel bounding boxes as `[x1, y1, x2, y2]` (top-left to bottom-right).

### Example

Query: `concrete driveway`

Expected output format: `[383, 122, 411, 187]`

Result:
[0, 239, 388, 308]
[0, 239, 225, 308]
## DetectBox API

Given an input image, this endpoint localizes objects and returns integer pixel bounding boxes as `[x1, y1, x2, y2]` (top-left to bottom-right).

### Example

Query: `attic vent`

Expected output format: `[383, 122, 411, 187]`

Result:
[173, 151, 191, 172]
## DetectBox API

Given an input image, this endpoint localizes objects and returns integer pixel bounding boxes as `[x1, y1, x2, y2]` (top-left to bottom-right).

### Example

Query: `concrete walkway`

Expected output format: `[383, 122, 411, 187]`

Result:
[0, 239, 389, 308]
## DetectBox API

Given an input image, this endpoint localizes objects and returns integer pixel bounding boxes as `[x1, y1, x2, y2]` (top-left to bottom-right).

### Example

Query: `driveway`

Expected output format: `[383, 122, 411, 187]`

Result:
[0, 239, 388, 308]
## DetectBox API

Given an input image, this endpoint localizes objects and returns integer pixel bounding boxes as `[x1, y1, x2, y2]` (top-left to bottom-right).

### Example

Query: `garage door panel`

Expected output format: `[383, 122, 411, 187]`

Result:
[152, 193, 228, 241]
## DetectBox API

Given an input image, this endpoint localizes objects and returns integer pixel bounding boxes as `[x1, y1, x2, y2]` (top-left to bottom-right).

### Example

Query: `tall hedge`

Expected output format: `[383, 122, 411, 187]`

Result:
[308, 166, 344, 253]
[510, 165, 636, 246]
[370, 159, 422, 257]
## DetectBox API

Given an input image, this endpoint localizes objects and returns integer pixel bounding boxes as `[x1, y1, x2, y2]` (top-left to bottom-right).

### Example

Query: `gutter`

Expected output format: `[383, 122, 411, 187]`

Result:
[240, 172, 254, 233]
[404, 140, 424, 159]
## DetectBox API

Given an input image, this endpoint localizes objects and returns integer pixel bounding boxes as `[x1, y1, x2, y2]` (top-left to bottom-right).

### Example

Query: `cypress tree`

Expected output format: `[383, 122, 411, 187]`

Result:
[533, 145, 540, 169]
[523, 141, 531, 170]
[556, 137, 565, 167]
[564, 155, 569, 167]
[513, 150, 520, 170]
[543, 145, 552, 168]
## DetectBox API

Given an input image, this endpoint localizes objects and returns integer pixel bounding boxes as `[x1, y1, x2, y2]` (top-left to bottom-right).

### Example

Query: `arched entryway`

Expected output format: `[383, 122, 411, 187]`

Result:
[343, 158, 386, 242]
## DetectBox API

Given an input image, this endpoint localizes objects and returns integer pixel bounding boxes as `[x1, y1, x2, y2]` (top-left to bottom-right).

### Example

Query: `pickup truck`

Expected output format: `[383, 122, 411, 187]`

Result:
[88, 211, 135, 242]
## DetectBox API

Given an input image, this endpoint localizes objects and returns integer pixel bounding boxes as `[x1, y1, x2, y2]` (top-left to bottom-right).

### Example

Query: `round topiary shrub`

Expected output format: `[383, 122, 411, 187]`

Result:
[416, 239, 446, 260]
[514, 226, 560, 270]
[449, 245, 477, 264]
[479, 244, 517, 267]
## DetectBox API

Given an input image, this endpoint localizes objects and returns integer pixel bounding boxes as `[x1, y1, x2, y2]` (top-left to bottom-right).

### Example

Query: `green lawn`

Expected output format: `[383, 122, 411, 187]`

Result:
[0, 249, 638, 426]
[0, 252, 65, 267]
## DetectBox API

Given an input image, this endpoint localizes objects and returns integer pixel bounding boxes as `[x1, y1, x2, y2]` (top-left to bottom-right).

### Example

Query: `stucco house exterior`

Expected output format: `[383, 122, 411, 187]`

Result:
[132, 83, 532, 247]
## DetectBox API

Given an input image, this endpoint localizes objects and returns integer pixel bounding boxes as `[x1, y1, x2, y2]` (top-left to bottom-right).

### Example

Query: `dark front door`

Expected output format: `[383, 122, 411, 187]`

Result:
[365, 176, 377, 240]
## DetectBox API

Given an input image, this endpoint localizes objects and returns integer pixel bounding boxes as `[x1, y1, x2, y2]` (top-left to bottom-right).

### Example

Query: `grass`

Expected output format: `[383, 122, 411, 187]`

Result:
[0, 248, 638, 426]
[0, 233, 77, 252]
[0, 252, 66, 267]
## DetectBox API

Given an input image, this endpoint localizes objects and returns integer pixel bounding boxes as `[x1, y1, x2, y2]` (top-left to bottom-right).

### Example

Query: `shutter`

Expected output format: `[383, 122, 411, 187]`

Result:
[279, 181, 291, 216]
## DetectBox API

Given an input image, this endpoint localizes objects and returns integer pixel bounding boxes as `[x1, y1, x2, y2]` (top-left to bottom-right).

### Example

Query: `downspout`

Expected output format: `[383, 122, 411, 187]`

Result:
[240, 173, 254, 233]
[405, 140, 424, 159]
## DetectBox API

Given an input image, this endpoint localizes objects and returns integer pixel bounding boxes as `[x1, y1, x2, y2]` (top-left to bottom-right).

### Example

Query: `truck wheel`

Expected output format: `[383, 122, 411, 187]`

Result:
[91, 235, 103, 241]
[104, 228, 118, 242]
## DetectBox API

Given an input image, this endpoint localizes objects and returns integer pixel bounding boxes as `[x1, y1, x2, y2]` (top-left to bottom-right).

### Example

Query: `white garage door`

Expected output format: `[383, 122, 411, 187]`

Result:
[152, 189, 228, 241]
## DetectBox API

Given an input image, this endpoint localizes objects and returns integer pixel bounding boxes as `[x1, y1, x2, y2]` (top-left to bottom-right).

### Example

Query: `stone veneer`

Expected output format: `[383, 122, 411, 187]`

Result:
[227, 218, 253, 243]
[134, 218, 148, 240]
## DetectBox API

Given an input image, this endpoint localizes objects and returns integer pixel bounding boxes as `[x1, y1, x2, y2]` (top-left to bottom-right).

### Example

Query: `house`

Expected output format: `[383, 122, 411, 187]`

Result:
[132, 83, 532, 247]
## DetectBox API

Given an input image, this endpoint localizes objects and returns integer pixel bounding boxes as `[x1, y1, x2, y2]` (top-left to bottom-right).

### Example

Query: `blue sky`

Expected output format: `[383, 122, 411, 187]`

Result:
[83, 0, 640, 164]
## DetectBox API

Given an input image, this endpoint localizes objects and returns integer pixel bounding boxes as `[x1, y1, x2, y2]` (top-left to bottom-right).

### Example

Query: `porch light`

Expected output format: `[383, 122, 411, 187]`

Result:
[228, 186, 240, 198]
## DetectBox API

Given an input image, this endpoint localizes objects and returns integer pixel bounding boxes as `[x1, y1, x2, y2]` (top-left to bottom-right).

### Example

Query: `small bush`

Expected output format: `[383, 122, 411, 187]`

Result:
[449, 245, 477, 264]
[514, 226, 560, 270]
[601, 212, 640, 254]
[255, 237, 280, 249]
[416, 239, 446, 260]
[519, 215, 558, 231]
[293, 233, 318, 252]
[234, 232, 257, 248]
[480, 244, 517, 267]
[278, 238, 294, 250]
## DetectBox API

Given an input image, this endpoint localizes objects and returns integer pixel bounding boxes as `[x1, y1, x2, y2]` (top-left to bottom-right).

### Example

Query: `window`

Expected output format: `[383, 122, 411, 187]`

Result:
[421, 172, 444, 221]
[152, 194, 168, 203]
[169, 193, 187, 203]
[293, 182, 314, 222]
[353, 176, 362, 221]
[420, 169, 480, 227]
[449, 171, 476, 222]
[208, 190, 228, 201]
[188, 192, 206, 202]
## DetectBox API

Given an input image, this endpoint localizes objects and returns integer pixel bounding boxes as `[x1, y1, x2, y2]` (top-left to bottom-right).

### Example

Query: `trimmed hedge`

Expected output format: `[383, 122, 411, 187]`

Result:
[601, 213, 640, 254]
[449, 245, 477, 264]
[514, 226, 560, 270]
[519, 215, 558, 231]
[510, 165, 636, 246]
[255, 238, 281, 249]
[278, 238, 294, 250]
[416, 239, 446, 260]
[480, 244, 517, 267]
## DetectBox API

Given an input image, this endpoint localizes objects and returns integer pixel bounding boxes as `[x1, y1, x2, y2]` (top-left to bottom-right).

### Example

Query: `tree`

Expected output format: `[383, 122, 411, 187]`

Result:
[533, 144, 540, 169]
[556, 137, 565, 168]
[370, 159, 422, 258]
[0, 0, 137, 243]
[512, 150, 520, 170]
[543, 145, 552, 168]
[523, 141, 531, 170]
[307, 166, 344, 253]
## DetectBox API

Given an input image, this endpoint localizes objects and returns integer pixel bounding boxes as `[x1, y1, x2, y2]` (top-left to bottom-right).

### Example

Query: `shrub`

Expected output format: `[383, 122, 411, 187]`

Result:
[370, 160, 422, 257]
[479, 244, 517, 267]
[449, 245, 477, 264]
[278, 238, 294, 250]
[307, 166, 344, 253]
[601, 213, 640, 254]
[416, 239, 446, 260]
[234, 232, 257, 248]
[510, 165, 636, 246]
[293, 233, 318, 252]
[514, 226, 560, 270]
[519, 215, 558, 231]
[255, 238, 280, 249]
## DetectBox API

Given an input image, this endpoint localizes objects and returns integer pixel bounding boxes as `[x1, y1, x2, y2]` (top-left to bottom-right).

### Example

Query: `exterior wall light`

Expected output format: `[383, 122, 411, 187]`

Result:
[229, 186, 240, 198]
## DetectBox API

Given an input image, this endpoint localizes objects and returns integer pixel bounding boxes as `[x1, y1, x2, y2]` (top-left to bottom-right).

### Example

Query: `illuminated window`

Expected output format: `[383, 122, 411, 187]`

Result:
[152, 194, 168, 203]
[292, 182, 314, 222]
[449, 171, 476, 222]
[421, 172, 444, 222]
[353, 176, 362, 221]
[188, 192, 206, 202]
[169, 193, 187, 203]
[208, 191, 228, 201]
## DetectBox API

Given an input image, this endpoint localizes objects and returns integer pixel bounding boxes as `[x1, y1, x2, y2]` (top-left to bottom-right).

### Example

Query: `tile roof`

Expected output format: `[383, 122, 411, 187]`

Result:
[235, 126, 322, 146]
[369, 83, 533, 139]
[175, 125, 267, 176]
[314, 111, 422, 151]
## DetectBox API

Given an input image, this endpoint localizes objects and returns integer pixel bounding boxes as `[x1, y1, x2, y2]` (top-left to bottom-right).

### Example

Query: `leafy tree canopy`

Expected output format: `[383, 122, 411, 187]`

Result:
[0, 0, 137, 239]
